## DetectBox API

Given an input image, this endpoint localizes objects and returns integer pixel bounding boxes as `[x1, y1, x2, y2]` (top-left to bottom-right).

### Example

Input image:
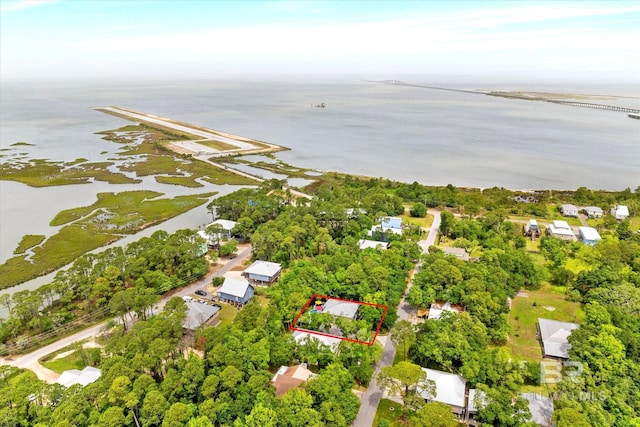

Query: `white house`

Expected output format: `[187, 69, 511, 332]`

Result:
[579, 227, 601, 246]
[583, 206, 603, 218]
[419, 368, 467, 415]
[611, 205, 629, 220]
[547, 220, 575, 241]
[292, 331, 341, 352]
[205, 219, 238, 242]
[57, 366, 102, 388]
[560, 204, 579, 217]
[357, 239, 389, 250]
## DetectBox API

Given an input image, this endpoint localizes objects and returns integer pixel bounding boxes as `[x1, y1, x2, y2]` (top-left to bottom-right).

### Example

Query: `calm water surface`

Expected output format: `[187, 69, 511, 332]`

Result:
[1, 78, 638, 298]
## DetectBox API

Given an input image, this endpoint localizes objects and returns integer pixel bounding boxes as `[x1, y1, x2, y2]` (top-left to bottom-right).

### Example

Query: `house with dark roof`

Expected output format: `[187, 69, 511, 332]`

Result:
[242, 260, 282, 286]
[271, 364, 316, 397]
[217, 277, 254, 306]
[538, 318, 579, 359]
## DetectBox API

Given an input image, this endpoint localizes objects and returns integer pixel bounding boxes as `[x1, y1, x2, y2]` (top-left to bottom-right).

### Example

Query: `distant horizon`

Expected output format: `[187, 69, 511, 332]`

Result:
[1, 1, 639, 83]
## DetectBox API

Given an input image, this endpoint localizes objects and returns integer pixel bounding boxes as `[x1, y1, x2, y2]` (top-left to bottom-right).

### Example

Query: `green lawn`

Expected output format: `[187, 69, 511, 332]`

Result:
[401, 206, 434, 231]
[507, 284, 584, 361]
[374, 399, 406, 427]
[218, 304, 239, 327]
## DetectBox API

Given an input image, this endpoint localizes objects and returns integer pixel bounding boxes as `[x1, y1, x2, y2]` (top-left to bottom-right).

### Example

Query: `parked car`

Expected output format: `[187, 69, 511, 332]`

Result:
[195, 289, 207, 296]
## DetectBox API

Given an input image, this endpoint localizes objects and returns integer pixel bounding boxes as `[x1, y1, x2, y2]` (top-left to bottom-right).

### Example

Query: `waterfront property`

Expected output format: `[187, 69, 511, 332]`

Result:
[611, 205, 629, 220]
[560, 204, 579, 217]
[217, 277, 254, 306]
[547, 220, 575, 241]
[242, 260, 282, 286]
[579, 226, 601, 246]
[207, 219, 238, 240]
[538, 318, 579, 359]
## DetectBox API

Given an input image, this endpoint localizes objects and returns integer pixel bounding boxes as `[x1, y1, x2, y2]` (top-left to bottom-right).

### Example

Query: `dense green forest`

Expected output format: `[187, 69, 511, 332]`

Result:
[1, 176, 639, 426]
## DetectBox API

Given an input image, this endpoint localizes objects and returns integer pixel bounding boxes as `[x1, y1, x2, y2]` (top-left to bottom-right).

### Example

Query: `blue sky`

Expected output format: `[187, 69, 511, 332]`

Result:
[1, 0, 639, 82]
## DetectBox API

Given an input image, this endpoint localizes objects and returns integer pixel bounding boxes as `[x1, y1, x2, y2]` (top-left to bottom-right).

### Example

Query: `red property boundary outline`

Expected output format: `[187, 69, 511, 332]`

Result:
[289, 294, 389, 346]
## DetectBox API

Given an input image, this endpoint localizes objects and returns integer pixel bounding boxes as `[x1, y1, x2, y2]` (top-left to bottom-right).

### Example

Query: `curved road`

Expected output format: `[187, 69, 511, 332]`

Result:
[0, 245, 253, 382]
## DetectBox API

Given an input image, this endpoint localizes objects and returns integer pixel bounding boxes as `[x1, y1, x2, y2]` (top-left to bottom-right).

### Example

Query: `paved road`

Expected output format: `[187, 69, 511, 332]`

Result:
[1, 245, 253, 381]
[353, 211, 440, 426]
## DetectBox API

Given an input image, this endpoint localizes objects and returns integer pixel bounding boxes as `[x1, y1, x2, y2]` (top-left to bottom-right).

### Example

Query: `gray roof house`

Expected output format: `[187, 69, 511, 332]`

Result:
[521, 392, 554, 426]
[583, 206, 603, 218]
[560, 204, 579, 217]
[217, 277, 254, 306]
[441, 246, 470, 261]
[242, 260, 282, 286]
[538, 318, 579, 359]
[322, 299, 360, 319]
[183, 301, 220, 331]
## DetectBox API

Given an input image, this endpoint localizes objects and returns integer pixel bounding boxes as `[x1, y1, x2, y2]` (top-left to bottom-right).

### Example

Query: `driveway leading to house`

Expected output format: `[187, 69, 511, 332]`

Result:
[1, 245, 253, 382]
[352, 212, 440, 426]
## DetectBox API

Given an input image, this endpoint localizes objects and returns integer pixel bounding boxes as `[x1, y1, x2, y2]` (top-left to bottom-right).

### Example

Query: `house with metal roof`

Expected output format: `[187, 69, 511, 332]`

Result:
[57, 366, 102, 388]
[323, 299, 360, 320]
[521, 392, 554, 426]
[560, 204, 579, 217]
[538, 318, 579, 359]
[182, 301, 220, 331]
[611, 205, 629, 220]
[419, 368, 467, 415]
[579, 226, 601, 246]
[242, 260, 282, 286]
[292, 331, 341, 352]
[547, 220, 575, 241]
[357, 239, 389, 250]
[217, 277, 254, 306]
[369, 216, 403, 238]
[441, 246, 470, 261]
[583, 206, 603, 218]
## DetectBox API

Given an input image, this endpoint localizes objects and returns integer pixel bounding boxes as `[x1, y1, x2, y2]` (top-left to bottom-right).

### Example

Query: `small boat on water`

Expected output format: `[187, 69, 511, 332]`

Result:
[628, 113, 640, 120]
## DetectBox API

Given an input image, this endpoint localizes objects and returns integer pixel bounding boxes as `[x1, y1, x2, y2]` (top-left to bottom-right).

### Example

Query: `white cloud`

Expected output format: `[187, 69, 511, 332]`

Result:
[0, 0, 58, 13]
